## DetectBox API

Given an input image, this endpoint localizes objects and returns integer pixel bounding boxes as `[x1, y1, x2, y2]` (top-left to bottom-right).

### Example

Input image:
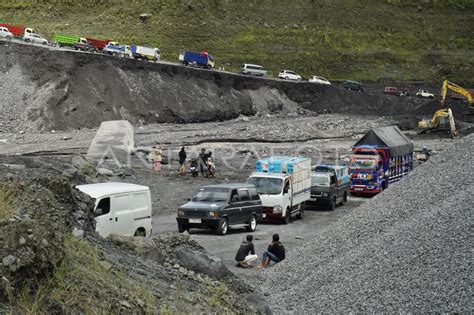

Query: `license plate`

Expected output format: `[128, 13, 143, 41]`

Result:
[355, 188, 363, 191]
[309, 198, 317, 201]
[262, 214, 266, 218]
[188, 218, 201, 223]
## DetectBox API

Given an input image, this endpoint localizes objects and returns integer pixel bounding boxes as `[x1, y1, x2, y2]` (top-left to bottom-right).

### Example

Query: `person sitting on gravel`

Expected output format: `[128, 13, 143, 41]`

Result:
[257, 234, 285, 269]
[235, 235, 258, 268]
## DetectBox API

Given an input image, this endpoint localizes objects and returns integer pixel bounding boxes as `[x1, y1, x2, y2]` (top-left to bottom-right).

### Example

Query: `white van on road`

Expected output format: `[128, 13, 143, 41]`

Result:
[240, 63, 267, 76]
[76, 182, 152, 238]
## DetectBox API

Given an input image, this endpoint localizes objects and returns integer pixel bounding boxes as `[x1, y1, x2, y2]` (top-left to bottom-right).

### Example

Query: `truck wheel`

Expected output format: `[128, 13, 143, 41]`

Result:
[134, 228, 146, 237]
[296, 204, 304, 219]
[282, 208, 290, 224]
[178, 224, 188, 233]
[329, 198, 336, 211]
[216, 218, 228, 235]
[246, 215, 257, 232]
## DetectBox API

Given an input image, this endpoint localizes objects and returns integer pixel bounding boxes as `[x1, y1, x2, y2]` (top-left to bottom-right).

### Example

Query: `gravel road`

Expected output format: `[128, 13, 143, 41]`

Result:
[261, 134, 473, 313]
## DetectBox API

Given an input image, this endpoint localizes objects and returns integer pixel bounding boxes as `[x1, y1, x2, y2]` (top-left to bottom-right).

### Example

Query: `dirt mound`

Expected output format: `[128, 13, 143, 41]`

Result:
[0, 42, 432, 133]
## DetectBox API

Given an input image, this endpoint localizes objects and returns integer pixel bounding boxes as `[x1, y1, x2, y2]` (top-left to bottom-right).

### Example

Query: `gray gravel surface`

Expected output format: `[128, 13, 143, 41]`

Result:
[261, 134, 473, 313]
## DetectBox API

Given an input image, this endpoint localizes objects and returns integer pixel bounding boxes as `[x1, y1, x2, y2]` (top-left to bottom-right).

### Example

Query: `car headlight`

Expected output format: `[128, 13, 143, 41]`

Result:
[322, 193, 328, 197]
[177, 209, 184, 216]
[273, 206, 282, 213]
[208, 211, 219, 218]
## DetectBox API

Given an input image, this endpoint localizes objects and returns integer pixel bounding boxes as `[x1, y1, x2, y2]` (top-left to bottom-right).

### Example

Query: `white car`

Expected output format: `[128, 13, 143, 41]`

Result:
[416, 90, 434, 98]
[278, 70, 302, 81]
[308, 76, 331, 85]
[23, 33, 49, 45]
[0, 27, 13, 40]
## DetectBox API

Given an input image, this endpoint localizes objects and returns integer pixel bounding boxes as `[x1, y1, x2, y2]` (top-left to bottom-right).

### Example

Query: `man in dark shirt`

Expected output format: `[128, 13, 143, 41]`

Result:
[235, 235, 258, 268]
[257, 234, 285, 269]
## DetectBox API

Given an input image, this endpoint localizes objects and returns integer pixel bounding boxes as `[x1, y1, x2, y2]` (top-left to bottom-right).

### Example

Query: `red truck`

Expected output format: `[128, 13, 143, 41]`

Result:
[0, 24, 34, 38]
[85, 37, 110, 50]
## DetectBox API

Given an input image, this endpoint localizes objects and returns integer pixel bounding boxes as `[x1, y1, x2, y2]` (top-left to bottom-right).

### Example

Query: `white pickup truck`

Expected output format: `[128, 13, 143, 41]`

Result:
[416, 90, 434, 98]
[247, 156, 311, 224]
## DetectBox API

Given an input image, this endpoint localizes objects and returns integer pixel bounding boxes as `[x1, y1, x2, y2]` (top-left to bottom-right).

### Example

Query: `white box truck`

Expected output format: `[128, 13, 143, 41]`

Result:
[247, 156, 311, 224]
[76, 182, 152, 238]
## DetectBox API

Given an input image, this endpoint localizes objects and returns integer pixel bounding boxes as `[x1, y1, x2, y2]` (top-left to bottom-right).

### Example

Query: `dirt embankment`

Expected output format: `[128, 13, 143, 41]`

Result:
[0, 156, 268, 314]
[1, 41, 435, 133]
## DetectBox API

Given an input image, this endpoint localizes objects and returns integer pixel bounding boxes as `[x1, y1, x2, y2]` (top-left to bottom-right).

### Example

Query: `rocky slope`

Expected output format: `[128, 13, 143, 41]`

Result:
[0, 156, 268, 314]
[0, 41, 427, 133]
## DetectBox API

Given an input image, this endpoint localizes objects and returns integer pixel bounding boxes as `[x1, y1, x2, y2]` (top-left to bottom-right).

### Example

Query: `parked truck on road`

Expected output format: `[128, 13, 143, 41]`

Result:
[247, 156, 311, 224]
[103, 42, 132, 58]
[179, 51, 215, 69]
[350, 126, 414, 195]
[86, 37, 111, 51]
[53, 34, 80, 47]
[309, 164, 350, 210]
[131, 44, 160, 62]
[0, 23, 34, 38]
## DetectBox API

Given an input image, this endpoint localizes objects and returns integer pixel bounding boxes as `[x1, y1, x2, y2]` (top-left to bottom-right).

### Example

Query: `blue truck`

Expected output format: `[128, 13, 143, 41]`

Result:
[103, 42, 132, 58]
[350, 126, 414, 195]
[178, 51, 215, 69]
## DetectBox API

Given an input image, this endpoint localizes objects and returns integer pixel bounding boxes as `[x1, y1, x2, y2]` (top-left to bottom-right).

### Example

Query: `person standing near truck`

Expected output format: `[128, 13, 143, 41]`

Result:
[178, 147, 187, 175]
[235, 235, 258, 268]
[257, 234, 285, 269]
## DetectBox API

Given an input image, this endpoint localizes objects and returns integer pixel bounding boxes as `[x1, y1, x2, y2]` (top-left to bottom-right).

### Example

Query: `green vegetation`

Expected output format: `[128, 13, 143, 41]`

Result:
[0, 185, 16, 220]
[10, 237, 158, 314]
[0, 0, 473, 83]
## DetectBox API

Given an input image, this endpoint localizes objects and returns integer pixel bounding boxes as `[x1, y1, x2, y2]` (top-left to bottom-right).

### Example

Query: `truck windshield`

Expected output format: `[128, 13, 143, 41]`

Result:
[192, 188, 229, 203]
[311, 173, 330, 186]
[247, 177, 283, 195]
[350, 157, 377, 170]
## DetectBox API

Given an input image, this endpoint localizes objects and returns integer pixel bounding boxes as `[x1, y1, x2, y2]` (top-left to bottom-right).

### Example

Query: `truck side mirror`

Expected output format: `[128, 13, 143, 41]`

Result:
[94, 208, 103, 217]
[283, 187, 289, 194]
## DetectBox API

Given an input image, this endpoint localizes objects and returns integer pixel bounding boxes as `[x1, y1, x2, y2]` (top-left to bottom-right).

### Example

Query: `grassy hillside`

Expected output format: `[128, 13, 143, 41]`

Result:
[1, 0, 473, 84]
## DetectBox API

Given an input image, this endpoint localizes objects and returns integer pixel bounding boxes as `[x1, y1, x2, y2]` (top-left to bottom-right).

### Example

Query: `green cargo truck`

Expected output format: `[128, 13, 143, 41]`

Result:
[53, 34, 80, 47]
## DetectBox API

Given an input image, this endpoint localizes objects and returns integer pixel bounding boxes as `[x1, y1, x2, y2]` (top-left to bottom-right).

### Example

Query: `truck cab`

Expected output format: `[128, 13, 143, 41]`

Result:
[350, 153, 385, 194]
[247, 173, 303, 224]
[309, 165, 350, 210]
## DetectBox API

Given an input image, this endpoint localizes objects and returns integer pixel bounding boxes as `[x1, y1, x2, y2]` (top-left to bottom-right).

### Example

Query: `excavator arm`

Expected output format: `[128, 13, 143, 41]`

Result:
[440, 80, 473, 106]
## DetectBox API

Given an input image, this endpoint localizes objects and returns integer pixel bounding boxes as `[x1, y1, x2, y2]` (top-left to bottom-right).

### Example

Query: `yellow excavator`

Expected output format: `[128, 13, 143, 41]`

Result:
[418, 108, 458, 137]
[418, 80, 474, 137]
[440, 80, 473, 114]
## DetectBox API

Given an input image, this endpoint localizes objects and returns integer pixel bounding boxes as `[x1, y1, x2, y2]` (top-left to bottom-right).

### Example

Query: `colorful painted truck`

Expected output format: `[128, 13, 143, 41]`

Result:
[178, 51, 215, 69]
[247, 156, 311, 224]
[0, 24, 34, 38]
[349, 126, 414, 195]
[130, 45, 160, 61]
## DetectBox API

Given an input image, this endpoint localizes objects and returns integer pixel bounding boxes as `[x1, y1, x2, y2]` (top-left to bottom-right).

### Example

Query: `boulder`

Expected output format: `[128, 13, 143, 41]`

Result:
[174, 247, 231, 280]
[86, 120, 135, 168]
[107, 234, 166, 264]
